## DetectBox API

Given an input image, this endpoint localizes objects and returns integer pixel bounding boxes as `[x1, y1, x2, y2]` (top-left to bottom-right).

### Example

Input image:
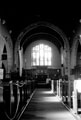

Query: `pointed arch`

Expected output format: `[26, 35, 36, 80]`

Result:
[14, 22, 70, 71]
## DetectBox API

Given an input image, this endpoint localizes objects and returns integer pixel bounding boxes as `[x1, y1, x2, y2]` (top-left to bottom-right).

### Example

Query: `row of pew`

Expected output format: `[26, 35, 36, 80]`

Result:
[0, 78, 37, 120]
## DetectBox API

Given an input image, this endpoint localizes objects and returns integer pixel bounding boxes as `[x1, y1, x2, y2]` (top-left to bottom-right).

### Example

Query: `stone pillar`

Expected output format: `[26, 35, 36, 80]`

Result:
[57, 80, 59, 96]
[19, 48, 23, 77]
[0, 55, 2, 68]
[73, 90, 78, 114]
[51, 80, 54, 93]
[59, 79, 61, 97]
[73, 80, 78, 114]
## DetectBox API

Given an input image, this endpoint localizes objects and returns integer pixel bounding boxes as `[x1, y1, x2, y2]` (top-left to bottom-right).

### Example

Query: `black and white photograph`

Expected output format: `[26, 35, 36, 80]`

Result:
[0, 1, 81, 120]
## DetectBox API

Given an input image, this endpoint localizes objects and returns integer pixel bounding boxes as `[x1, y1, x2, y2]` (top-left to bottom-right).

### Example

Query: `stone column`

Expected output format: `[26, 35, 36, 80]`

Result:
[59, 79, 61, 97]
[73, 80, 78, 114]
[51, 80, 54, 93]
[19, 48, 23, 77]
[73, 90, 78, 114]
[57, 80, 59, 96]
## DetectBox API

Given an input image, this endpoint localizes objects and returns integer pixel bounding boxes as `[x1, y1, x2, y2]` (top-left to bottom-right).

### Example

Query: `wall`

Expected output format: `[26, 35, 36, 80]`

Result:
[24, 40, 61, 69]
[0, 21, 13, 73]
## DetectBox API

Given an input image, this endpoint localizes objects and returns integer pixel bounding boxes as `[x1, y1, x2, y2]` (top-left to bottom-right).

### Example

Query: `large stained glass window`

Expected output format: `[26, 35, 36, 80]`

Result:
[31, 44, 52, 66]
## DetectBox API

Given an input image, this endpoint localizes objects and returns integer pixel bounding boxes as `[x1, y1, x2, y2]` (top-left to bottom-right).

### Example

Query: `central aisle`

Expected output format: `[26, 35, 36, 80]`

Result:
[20, 89, 77, 120]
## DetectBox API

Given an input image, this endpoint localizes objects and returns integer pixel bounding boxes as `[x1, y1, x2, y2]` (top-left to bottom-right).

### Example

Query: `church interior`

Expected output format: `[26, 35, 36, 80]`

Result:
[0, 2, 81, 120]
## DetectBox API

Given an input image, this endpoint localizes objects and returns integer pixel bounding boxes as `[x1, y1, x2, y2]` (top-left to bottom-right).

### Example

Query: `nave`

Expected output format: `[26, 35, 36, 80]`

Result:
[0, 8, 81, 120]
[20, 89, 77, 120]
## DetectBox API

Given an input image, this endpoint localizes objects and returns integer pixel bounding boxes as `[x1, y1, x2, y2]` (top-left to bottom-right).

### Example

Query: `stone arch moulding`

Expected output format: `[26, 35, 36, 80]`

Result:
[71, 36, 80, 69]
[14, 21, 70, 69]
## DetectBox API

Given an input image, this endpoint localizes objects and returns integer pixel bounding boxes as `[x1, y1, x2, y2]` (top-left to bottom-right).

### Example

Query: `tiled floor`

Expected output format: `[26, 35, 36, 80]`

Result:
[20, 89, 78, 120]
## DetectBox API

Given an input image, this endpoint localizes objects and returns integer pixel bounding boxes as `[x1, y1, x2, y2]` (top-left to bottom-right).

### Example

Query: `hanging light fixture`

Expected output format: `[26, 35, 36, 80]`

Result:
[9, 30, 12, 34]
[79, 34, 81, 45]
[2, 20, 6, 24]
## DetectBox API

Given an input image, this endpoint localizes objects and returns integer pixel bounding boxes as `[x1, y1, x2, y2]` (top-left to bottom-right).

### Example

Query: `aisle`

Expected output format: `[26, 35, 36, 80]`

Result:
[20, 89, 77, 120]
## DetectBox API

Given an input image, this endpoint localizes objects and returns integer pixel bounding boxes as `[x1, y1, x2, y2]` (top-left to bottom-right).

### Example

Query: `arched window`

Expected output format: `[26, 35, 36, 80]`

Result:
[31, 44, 52, 66]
